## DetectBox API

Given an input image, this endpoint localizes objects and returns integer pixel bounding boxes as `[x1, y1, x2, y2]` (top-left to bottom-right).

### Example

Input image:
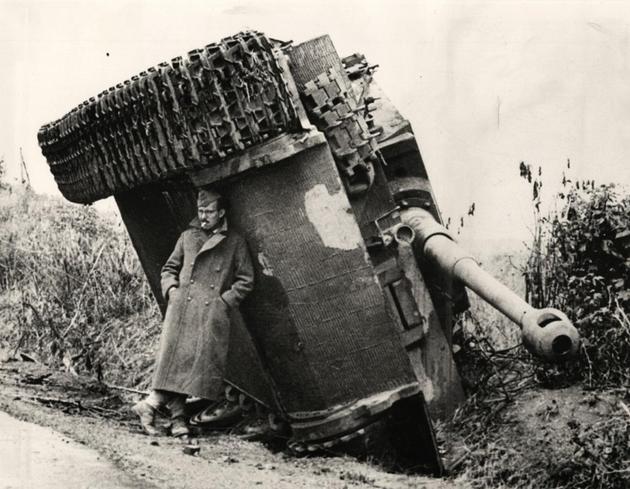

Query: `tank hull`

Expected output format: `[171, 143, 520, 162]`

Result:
[37, 31, 471, 473]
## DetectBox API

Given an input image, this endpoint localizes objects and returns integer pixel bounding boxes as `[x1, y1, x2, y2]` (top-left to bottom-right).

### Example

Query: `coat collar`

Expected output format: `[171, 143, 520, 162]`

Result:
[189, 217, 228, 254]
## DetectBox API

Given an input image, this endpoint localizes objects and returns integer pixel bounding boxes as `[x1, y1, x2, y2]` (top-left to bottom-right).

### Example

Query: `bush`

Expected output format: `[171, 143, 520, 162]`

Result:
[524, 181, 630, 387]
[0, 187, 161, 387]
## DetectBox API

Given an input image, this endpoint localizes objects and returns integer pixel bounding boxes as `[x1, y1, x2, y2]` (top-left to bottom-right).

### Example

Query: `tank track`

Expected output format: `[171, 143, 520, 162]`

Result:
[37, 31, 300, 204]
[287, 427, 367, 455]
[300, 68, 378, 196]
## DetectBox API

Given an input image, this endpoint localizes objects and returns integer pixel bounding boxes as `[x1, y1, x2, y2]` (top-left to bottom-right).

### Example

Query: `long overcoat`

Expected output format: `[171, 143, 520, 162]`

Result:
[152, 218, 254, 400]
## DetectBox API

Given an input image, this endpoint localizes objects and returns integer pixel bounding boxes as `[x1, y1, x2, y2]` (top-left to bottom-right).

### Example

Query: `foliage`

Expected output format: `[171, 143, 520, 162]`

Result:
[0, 187, 161, 387]
[520, 168, 630, 488]
[449, 322, 539, 488]
[0, 156, 8, 190]
[552, 412, 630, 489]
[523, 169, 630, 388]
[448, 163, 630, 489]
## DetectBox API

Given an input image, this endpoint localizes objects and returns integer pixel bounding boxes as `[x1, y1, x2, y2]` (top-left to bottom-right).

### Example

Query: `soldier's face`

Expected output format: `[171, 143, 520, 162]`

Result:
[198, 201, 224, 230]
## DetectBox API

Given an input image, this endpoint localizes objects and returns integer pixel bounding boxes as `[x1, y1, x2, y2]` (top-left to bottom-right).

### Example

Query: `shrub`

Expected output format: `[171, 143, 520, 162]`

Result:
[0, 187, 161, 386]
[524, 179, 630, 388]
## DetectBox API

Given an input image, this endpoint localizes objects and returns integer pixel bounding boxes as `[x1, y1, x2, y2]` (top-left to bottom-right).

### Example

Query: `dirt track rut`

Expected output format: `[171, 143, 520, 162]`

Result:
[0, 359, 467, 489]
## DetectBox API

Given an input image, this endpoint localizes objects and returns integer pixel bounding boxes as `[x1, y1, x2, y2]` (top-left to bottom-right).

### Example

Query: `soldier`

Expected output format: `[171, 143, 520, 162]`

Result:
[132, 189, 254, 437]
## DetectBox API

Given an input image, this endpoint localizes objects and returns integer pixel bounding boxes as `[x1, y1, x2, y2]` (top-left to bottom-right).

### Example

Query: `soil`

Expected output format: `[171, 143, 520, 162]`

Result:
[0, 410, 147, 488]
[443, 380, 628, 487]
[0, 356, 469, 489]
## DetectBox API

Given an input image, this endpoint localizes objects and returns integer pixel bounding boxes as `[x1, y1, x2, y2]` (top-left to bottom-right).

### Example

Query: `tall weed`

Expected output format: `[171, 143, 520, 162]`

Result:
[0, 187, 161, 387]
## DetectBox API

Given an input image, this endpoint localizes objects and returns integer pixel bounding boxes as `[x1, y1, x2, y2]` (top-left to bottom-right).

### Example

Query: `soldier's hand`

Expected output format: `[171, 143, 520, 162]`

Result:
[167, 286, 179, 300]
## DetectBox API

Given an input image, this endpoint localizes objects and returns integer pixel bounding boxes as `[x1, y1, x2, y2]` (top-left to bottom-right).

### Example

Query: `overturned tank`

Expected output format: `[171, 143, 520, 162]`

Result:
[37, 31, 580, 473]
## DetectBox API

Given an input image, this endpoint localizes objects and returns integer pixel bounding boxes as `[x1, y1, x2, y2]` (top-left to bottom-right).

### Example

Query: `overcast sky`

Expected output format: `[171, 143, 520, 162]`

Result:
[2, 0, 630, 246]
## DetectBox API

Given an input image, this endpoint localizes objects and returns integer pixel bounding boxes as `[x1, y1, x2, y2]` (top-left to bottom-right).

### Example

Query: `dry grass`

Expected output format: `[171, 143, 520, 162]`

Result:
[0, 186, 161, 388]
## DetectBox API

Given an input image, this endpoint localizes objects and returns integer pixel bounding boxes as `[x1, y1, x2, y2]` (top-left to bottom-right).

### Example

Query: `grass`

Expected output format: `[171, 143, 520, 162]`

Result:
[0, 186, 161, 389]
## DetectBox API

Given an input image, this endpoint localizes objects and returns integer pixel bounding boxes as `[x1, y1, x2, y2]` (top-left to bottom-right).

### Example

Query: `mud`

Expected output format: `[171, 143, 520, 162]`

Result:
[0, 359, 467, 489]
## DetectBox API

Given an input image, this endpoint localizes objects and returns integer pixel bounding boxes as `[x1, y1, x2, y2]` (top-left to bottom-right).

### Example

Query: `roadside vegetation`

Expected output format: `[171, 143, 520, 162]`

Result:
[449, 162, 629, 489]
[0, 180, 161, 389]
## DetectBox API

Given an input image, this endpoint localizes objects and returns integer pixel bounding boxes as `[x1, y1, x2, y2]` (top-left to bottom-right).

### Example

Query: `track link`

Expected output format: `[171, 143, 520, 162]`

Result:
[38, 31, 300, 203]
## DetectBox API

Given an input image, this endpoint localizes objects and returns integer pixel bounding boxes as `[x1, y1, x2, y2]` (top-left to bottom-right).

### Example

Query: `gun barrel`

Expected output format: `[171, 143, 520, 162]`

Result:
[400, 207, 580, 360]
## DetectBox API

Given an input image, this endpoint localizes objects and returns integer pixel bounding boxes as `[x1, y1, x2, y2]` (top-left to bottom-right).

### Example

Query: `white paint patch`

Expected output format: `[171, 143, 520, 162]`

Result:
[304, 184, 362, 250]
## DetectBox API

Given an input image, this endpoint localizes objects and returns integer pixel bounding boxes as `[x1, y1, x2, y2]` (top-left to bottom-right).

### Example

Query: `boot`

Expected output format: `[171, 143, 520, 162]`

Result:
[170, 417, 190, 438]
[131, 400, 159, 436]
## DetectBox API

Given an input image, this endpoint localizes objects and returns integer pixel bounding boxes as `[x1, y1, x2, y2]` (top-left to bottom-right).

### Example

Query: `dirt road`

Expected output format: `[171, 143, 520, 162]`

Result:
[0, 359, 467, 489]
[0, 410, 148, 489]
